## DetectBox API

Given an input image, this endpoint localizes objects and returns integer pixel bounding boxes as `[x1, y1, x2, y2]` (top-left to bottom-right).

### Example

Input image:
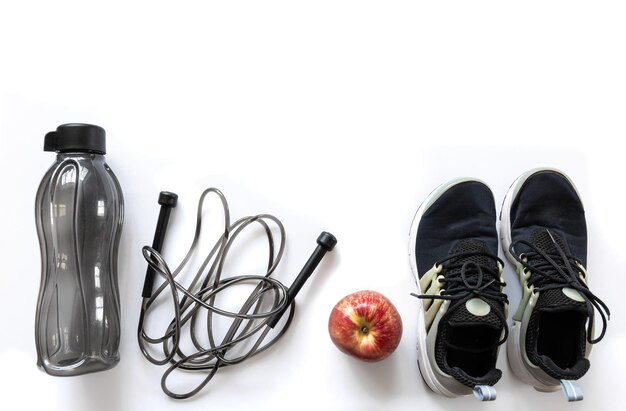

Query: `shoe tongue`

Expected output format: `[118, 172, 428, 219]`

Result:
[445, 240, 502, 329]
[535, 288, 588, 315]
[448, 239, 496, 274]
[528, 230, 588, 314]
[447, 300, 502, 329]
[530, 228, 569, 252]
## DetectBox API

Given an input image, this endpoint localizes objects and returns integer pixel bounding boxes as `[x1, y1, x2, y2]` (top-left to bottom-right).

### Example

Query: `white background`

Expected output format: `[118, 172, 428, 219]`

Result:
[0, 1, 625, 410]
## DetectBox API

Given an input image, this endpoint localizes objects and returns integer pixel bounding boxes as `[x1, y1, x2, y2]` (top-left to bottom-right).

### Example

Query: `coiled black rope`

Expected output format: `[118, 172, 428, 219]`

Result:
[137, 188, 295, 399]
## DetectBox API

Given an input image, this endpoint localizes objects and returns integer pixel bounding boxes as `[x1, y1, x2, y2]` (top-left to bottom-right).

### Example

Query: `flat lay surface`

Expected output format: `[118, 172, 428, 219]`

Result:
[1, 1, 625, 410]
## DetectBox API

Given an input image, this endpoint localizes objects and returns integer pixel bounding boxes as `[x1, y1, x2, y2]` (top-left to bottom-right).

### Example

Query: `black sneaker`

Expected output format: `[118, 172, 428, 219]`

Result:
[500, 168, 610, 401]
[409, 178, 508, 401]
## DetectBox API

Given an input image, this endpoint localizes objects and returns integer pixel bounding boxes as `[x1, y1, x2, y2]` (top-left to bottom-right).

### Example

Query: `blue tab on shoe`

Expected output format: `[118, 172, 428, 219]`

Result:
[473, 385, 497, 401]
[560, 380, 583, 402]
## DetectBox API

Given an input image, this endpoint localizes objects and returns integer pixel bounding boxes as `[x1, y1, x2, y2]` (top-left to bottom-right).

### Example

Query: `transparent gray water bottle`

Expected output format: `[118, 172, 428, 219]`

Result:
[35, 124, 124, 376]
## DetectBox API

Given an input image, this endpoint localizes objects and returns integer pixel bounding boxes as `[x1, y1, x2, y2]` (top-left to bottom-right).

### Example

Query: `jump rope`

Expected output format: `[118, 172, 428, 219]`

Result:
[137, 188, 336, 399]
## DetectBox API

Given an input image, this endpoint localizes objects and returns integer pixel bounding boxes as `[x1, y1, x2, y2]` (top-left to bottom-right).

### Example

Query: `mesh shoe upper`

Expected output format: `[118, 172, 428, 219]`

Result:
[415, 181, 499, 274]
[509, 170, 587, 265]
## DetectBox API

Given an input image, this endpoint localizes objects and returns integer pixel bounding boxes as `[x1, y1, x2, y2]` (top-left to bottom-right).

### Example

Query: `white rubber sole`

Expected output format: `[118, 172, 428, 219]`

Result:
[500, 167, 581, 392]
[408, 177, 490, 398]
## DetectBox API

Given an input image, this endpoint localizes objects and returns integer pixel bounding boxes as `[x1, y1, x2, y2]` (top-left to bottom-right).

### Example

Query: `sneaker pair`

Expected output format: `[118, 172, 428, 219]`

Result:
[408, 168, 610, 402]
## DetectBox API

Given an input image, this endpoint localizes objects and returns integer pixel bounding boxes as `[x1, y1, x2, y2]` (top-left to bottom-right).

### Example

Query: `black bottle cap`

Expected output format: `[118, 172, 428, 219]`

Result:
[44, 123, 106, 154]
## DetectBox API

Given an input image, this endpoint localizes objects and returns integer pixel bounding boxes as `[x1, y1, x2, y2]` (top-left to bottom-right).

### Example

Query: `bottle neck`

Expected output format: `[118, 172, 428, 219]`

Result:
[56, 151, 105, 161]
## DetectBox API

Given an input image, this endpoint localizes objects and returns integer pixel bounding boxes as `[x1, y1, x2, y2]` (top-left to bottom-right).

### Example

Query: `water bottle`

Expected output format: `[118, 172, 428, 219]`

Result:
[35, 123, 124, 376]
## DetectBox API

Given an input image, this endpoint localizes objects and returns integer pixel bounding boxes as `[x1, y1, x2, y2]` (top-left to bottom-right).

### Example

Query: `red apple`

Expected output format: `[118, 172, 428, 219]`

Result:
[328, 290, 402, 362]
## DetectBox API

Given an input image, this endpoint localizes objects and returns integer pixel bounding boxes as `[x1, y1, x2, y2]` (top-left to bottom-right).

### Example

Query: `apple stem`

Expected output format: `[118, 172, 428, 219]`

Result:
[361, 326, 369, 334]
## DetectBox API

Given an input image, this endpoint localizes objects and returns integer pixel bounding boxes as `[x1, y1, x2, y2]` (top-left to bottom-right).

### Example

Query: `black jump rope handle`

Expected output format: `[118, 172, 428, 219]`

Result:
[142, 191, 337, 325]
[141, 191, 178, 298]
[266, 231, 337, 328]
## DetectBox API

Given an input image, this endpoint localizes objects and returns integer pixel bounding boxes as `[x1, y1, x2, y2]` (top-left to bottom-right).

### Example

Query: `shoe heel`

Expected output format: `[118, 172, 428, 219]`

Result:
[507, 321, 560, 392]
